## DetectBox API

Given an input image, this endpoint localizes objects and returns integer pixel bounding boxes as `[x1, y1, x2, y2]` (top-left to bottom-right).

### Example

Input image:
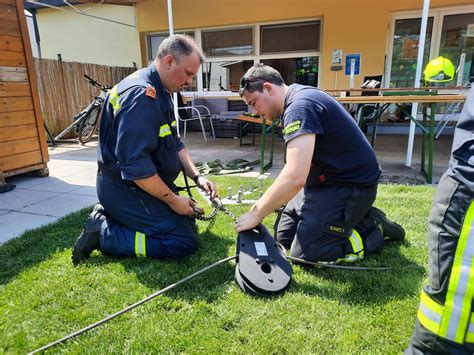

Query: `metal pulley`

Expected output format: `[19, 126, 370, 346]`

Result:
[235, 224, 292, 297]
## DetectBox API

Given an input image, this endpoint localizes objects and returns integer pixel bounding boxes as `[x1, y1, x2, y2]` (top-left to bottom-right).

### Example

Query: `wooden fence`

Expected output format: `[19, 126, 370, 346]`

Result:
[34, 58, 135, 136]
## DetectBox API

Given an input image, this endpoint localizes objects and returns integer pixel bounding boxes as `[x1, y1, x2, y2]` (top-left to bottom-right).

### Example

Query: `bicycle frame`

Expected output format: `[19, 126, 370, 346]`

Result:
[52, 75, 109, 143]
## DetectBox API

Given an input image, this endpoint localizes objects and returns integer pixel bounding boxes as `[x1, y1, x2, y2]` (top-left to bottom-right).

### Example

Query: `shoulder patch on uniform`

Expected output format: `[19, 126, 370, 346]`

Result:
[145, 85, 156, 99]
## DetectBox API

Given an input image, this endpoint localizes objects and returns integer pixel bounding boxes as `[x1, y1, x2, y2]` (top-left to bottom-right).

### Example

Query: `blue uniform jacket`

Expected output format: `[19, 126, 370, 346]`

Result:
[282, 84, 381, 187]
[98, 64, 185, 187]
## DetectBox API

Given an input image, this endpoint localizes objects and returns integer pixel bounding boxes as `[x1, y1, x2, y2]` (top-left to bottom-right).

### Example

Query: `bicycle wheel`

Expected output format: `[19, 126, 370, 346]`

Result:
[78, 104, 101, 144]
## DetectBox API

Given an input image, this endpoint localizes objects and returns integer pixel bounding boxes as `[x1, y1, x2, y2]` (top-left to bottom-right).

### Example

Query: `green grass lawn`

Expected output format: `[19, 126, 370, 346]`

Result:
[0, 176, 435, 353]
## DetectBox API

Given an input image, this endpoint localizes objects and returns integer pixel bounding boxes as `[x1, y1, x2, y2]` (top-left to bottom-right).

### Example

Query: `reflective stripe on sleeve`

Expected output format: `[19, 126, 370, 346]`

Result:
[467, 315, 474, 343]
[159, 124, 172, 138]
[109, 85, 121, 115]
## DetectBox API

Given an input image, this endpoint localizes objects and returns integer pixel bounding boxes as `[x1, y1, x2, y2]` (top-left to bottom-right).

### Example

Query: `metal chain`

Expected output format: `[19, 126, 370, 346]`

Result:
[219, 206, 238, 223]
[195, 205, 237, 223]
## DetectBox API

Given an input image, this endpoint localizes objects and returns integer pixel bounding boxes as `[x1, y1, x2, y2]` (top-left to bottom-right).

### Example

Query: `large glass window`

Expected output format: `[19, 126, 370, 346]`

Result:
[261, 57, 319, 87]
[202, 28, 253, 57]
[261, 21, 320, 54]
[202, 60, 254, 91]
[439, 13, 474, 85]
[389, 18, 433, 87]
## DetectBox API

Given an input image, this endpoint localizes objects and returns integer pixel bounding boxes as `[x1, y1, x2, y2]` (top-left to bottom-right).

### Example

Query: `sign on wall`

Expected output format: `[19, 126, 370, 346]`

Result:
[345, 54, 360, 75]
[332, 49, 343, 65]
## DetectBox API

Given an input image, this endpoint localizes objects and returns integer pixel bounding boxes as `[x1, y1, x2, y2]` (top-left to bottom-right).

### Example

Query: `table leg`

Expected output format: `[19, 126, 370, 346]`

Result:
[239, 121, 256, 147]
[252, 123, 256, 146]
[421, 105, 426, 176]
[420, 104, 435, 184]
[260, 119, 267, 174]
[428, 103, 435, 184]
[239, 120, 243, 147]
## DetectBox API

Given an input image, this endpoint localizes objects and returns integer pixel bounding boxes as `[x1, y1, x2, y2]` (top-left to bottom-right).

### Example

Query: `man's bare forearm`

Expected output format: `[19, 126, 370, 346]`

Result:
[178, 148, 199, 178]
[134, 174, 178, 205]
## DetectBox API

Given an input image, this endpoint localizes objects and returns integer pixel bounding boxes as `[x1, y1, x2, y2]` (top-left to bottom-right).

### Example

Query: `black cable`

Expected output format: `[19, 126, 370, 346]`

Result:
[287, 256, 390, 271]
[181, 166, 194, 199]
[29, 255, 237, 354]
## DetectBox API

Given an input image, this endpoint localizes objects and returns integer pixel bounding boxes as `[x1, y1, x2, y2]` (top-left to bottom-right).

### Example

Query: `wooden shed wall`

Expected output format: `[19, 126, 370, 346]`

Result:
[0, 0, 49, 180]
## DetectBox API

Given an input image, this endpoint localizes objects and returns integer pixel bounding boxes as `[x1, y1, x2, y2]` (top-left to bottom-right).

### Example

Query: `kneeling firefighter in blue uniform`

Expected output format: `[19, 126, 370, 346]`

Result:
[406, 84, 474, 353]
[72, 35, 217, 264]
[235, 64, 405, 263]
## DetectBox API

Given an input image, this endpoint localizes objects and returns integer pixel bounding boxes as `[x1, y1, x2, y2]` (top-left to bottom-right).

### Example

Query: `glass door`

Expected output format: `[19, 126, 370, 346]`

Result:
[389, 17, 434, 88]
[439, 13, 474, 86]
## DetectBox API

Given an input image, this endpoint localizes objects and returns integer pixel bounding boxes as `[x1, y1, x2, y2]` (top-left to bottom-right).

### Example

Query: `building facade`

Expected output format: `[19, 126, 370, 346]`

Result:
[136, 0, 474, 92]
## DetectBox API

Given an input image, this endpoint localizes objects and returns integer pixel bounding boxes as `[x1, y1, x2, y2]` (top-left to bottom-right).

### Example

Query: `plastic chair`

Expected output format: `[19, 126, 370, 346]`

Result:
[176, 93, 215, 142]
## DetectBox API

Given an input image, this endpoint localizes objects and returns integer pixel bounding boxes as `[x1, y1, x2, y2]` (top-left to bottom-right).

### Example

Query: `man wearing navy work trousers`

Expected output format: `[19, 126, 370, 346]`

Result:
[235, 64, 404, 263]
[72, 35, 217, 264]
[406, 84, 474, 353]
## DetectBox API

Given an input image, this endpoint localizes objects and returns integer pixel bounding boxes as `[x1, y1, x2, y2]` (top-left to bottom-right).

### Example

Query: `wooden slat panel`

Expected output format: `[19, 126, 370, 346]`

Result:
[0, 49, 25, 66]
[0, 35, 22, 52]
[0, 0, 16, 7]
[0, 19, 20, 37]
[3, 163, 47, 178]
[0, 81, 29, 96]
[17, 0, 49, 166]
[0, 66, 27, 81]
[0, 59, 25, 67]
[0, 110, 36, 127]
[0, 123, 37, 142]
[0, 96, 33, 113]
[0, 3, 17, 22]
[0, 150, 42, 172]
[0, 137, 39, 157]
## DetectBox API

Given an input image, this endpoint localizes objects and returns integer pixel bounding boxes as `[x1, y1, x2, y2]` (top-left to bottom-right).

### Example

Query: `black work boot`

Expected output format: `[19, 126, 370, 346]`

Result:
[72, 204, 105, 265]
[363, 228, 385, 254]
[367, 206, 405, 241]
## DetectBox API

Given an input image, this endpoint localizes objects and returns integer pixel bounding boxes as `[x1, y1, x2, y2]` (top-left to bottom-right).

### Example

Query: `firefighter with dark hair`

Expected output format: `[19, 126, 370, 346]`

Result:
[406, 84, 474, 353]
[235, 64, 405, 263]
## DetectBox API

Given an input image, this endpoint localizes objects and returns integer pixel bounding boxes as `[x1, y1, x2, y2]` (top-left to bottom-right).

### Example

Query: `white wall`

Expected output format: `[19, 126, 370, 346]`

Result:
[36, 4, 141, 67]
[25, 10, 40, 58]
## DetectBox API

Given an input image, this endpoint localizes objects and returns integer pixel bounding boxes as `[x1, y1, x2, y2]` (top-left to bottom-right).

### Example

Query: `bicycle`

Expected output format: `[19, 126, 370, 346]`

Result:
[53, 74, 110, 145]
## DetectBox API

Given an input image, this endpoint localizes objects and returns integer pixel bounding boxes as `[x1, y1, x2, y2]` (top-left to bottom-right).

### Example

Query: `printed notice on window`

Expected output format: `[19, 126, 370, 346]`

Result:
[467, 24, 474, 37]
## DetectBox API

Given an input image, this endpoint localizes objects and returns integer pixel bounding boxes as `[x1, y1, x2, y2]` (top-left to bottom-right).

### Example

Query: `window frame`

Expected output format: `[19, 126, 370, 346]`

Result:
[201, 26, 255, 57]
[260, 20, 321, 55]
[144, 17, 323, 92]
[197, 18, 322, 92]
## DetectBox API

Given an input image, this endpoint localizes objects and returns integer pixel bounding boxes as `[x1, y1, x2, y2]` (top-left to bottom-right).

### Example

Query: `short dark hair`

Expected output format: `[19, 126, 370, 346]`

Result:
[157, 34, 205, 64]
[239, 64, 285, 96]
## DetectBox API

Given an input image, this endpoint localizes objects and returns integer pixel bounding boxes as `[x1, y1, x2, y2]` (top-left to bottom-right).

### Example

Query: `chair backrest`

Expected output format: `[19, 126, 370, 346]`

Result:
[228, 100, 249, 112]
[177, 93, 191, 120]
[361, 75, 382, 96]
[191, 98, 228, 115]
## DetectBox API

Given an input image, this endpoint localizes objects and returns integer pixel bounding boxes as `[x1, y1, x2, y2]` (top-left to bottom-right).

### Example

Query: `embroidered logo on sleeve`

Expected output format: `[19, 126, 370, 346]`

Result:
[282, 120, 301, 136]
[145, 85, 156, 99]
